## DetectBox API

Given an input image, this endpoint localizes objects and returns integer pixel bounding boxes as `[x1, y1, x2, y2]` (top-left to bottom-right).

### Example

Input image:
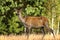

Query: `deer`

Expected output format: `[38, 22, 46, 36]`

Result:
[15, 8, 55, 40]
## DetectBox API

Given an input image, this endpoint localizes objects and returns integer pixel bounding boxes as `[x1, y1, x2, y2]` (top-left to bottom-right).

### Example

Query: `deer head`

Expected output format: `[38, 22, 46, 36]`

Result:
[14, 8, 25, 23]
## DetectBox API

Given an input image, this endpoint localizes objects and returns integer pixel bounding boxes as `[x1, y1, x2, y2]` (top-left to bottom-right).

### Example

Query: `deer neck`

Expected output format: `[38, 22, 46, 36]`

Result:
[18, 11, 25, 23]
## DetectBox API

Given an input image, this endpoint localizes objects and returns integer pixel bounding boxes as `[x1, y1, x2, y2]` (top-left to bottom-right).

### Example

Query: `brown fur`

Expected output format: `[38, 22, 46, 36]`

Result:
[24, 16, 49, 28]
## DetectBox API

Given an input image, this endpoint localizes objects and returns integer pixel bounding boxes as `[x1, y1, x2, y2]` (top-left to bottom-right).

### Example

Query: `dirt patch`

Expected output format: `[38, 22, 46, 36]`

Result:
[0, 34, 60, 40]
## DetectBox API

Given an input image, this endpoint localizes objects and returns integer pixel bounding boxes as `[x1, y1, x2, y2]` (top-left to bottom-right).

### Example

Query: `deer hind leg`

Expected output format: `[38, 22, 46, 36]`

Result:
[40, 27, 45, 40]
[50, 28, 55, 38]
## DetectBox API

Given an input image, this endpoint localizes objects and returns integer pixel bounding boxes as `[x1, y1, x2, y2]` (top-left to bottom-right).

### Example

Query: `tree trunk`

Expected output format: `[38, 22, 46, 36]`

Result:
[51, 17, 54, 30]
[57, 21, 59, 34]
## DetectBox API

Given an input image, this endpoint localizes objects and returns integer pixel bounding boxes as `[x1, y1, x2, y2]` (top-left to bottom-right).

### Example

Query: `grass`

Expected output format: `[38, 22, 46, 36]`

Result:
[0, 34, 60, 40]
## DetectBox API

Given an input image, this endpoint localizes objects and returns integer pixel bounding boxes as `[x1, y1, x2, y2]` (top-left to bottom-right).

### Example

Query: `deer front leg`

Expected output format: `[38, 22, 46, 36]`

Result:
[50, 28, 55, 39]
[24, 27, 26, 34]
[24, 25, 28, 34]
[26, 27, 31, 40]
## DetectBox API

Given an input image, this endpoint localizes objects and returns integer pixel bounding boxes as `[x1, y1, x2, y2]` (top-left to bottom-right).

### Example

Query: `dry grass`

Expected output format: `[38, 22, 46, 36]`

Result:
[0, 34, 60, 40]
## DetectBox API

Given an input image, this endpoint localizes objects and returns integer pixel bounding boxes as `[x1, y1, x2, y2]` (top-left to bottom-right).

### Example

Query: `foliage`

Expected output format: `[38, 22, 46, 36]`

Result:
[0, 0, 60, 35]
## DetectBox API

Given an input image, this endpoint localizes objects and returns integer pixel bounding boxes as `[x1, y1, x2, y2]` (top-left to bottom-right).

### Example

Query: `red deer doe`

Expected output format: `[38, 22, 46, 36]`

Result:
[15, 8, 55, 40]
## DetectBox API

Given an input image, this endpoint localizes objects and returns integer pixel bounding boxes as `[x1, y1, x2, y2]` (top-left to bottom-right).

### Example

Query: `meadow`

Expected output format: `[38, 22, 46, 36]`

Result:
[0, 34, 60, 40]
